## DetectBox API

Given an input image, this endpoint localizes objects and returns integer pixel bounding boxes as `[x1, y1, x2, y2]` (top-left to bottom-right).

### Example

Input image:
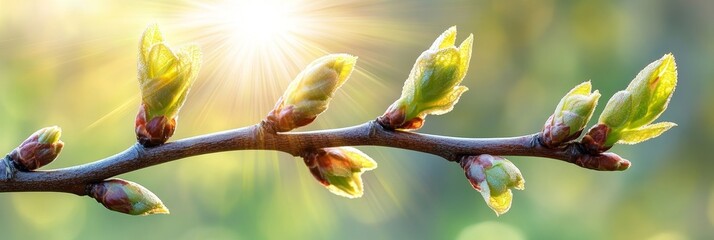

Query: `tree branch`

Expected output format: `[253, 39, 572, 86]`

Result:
[0, 120, 618, 195]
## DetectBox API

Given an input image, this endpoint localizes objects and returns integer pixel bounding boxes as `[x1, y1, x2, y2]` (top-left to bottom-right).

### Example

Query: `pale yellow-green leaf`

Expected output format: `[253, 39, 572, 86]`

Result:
[422, 86, 468, 116]
[177, 44, 202, 85]
[488, 190, 513, 216]
[627, 53, 678, 127]
[569, 81, 593, 95]
[409, 48, 463, 118]
[316, 147, 376, 199]
[333, 54, 358, 86]
[341, 147, 378, 171]
[429, 26, 457, 50]
[142, 44, 181, 119]
[325, 174, 364, 199]
[140, 23, 164, 67]
[456, 33, 474, 80]
[477, 181, 513, 216]
[135, 24, 203, 122]
[617, 122, 677, 145]
[146, 43, 179, 80]
[502, 160, 525, 190]
[141, 43, 202, 120]
[166, 44, 202, 118]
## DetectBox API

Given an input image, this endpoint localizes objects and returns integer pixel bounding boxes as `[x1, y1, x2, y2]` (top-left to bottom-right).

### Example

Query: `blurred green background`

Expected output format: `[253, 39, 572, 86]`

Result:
[1, 0, 712, 239]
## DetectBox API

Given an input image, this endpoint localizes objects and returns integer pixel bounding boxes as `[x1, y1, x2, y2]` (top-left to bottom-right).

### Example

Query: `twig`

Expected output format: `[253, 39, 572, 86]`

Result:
[0, 120, 607, 195]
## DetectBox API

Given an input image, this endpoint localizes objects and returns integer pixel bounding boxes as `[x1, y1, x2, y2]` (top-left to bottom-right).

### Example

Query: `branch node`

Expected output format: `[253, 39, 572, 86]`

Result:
[259, 119, 279, 135]
[132, 143, 147, 159]
[85, 182, 96, 196]
[1, 155, 17, 181]
[374, 117, 396, 131]
[367, 120, 381, 138]
[532, 133, 545, 149]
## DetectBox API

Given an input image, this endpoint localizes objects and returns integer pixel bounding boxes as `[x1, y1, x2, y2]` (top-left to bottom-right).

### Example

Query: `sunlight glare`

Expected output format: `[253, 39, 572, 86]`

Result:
[220, 0, 300, 47]
[176, 0, 407, 124]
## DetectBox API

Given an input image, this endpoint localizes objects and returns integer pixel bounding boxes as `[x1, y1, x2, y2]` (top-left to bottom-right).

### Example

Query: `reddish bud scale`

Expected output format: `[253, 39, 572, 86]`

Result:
[9, 132, 64, 171]
[460, 155, 492, 191]
[581, 124, 611, 154]
[265, 98, 316, 132]
[541, 115, 581, 148]
[89, 180, 134, 214]
[89, 179, 169, 215]
[303, 150, 330, 186]
[573, 152, 631, 171]
[135, 104, 177, 147]
[377, 104, 424, 130]
[301, 147, 377, 198]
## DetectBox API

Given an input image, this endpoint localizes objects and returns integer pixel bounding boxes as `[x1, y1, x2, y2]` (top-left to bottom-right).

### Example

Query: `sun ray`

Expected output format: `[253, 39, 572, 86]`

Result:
[83, 95, 139, 132]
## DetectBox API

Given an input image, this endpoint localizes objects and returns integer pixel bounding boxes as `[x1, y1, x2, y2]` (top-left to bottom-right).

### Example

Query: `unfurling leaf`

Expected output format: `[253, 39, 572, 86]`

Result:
[582, 54, 677, 152]
[303, 147, 377, 198]
[89, 179, 169, 216]
[461, 154, 524, 216]
[9, 126, 64, 171]
[542, 81, 600, 148]
[136, 23, 202, 147]
[266, 54, 357, 132]
[618, 122, 677, 144]
[378, 26, 473, 130]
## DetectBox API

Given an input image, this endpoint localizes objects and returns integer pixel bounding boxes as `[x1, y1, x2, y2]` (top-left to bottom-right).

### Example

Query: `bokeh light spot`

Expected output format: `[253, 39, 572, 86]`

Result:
[12, 193, 86, 239]
[647, 231, 689, 240]
[456, 221, 525, 240]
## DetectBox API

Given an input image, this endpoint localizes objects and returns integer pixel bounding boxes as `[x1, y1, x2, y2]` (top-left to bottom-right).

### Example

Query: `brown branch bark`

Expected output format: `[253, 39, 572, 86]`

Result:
[0, 120, 618, 196]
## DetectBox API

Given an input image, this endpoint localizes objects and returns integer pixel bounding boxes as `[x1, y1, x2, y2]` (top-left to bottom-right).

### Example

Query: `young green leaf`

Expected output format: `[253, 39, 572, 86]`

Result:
[135, 24, 202, 147]
[378, 26, 473, 130]
[303, 147, 377, 198]
[617, 122, 677, 144]
[583, 54, 678, 152]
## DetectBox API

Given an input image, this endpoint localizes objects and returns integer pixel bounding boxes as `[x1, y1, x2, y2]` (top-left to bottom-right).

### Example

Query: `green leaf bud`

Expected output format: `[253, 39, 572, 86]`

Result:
[135, 24, 202, 147]
[303, 147, 377, 198]
[461, 155, 524, 216]
[89, 179, 169, 216]
[583, 54, 678, 152]
[266, 54, 357, 132]
[378, 26, 473, 130]
[542, 81, 601, 148]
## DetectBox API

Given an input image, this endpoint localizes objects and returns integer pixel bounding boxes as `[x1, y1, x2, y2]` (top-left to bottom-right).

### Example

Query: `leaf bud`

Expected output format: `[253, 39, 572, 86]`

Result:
[461, 154, 524, 216]
[9, 126, 64, 171]
[303, 147, 377, 198]
[378, 26, 473, 130]
[89, 179, 169, 216]
[266, 54, 357, 132]
[135, 23, 202, 146]
[542, 81, 600, 148]
[583, 54, 677, 152]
